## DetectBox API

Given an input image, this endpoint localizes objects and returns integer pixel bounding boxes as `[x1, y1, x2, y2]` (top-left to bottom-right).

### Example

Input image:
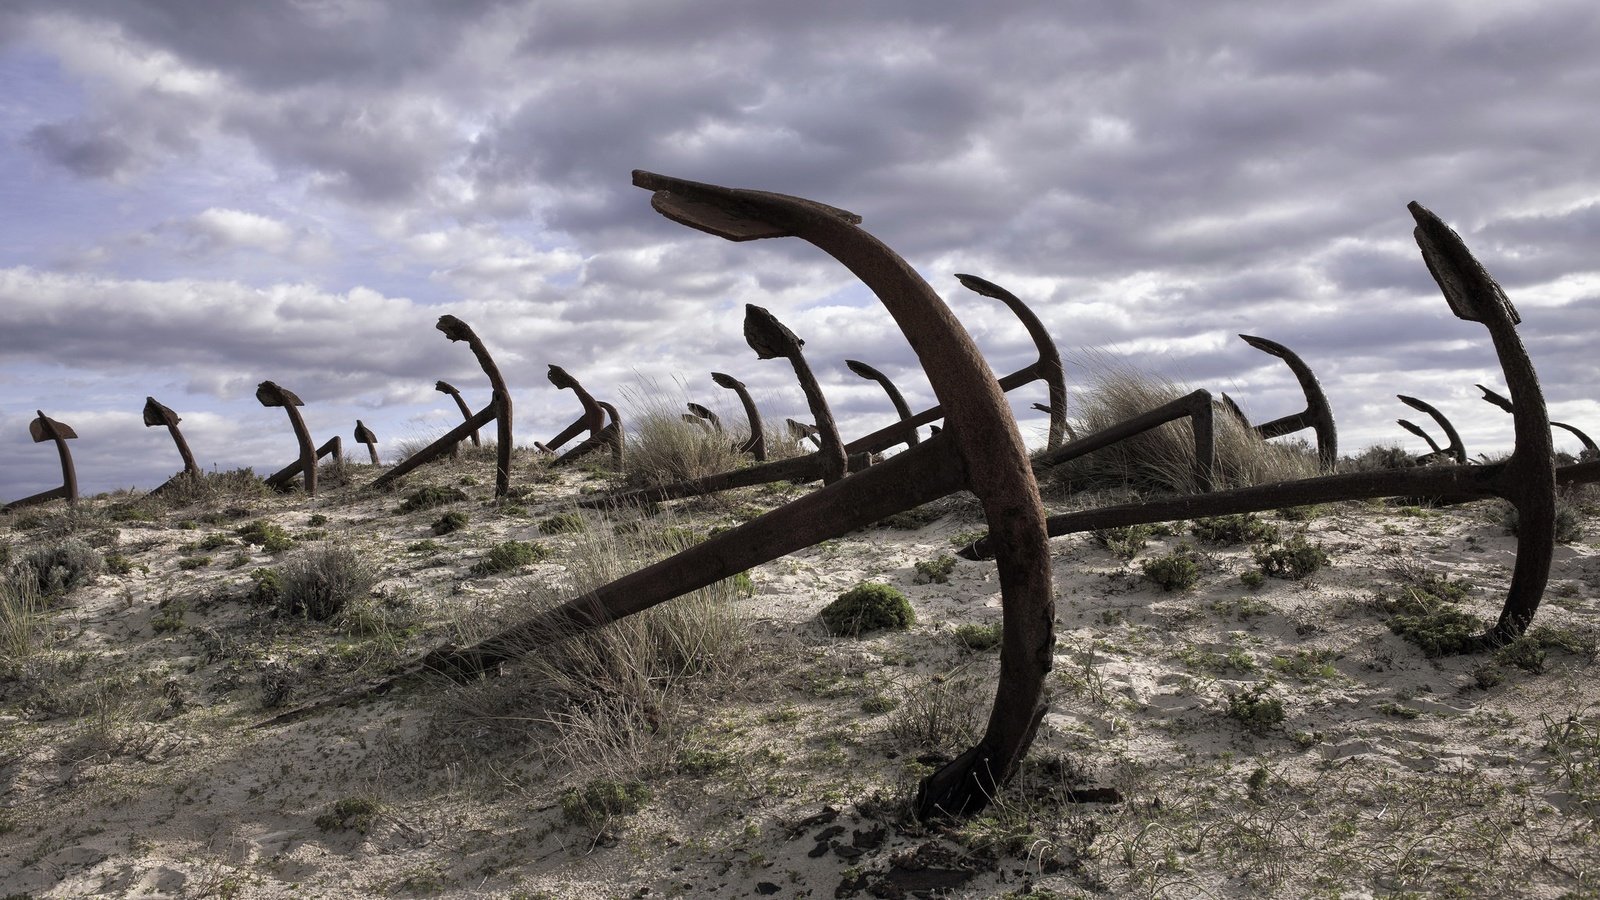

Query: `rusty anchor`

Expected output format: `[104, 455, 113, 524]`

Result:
[747, 304, 848, 485]
[1401, 392, 1465, 461]
[555, 400, 625, 468]
[787, 418, 821, 448]
[1397, 417, 1447, 457]
[954, 274, 1071, 451]
[435, 380, 481, 450]
[354, 420, 380, 465]
[372, 316, 511, 497]
[846, 359, 920, 449]
[686, 402, 723, 433]
[266, 435, 343, 489]
[142, 397, 201, 489]
[536, 365, 605, 458]
[1228, 334, 1339, 472]
[1029, 388, 1217, 494]
[967, 202, 1582, 646]
[1479, 384, 1598, 454]
[712, 372, 767, 460]
[264, 171, 1056, 821]
[256, 381, 319, 496]
[2, 411, 80, 511]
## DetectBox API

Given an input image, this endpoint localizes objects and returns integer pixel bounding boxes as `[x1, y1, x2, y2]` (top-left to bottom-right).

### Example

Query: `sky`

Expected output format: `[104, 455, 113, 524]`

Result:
[2, 1, 1598, 500]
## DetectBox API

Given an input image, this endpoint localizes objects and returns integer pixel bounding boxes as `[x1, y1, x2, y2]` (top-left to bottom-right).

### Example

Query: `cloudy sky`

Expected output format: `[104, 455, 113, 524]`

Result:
[2, 1, 1597, 500]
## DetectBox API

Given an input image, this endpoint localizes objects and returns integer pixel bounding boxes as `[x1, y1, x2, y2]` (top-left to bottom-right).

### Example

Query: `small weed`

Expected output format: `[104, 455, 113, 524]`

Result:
[1379, 586, 1485, 657]
[151, 597, 188, 633]
[538, 512, 586, 535]
[1142, 546, 1201, 591]
[1255, 535, 1330, 580]
[1501, 499, 1586, 543]
[399, 485, 468, 513]
[820, 583, 915, 636]
[236, 520, 294, 554]
[249, 568, 284, 605]
[1176, 645, 1257, 676]
[314, 796, 381, 833]
[1239, 570, 1265, 589]
[952, 622, 1003, 652]
[1190, 513, 1279, 545]
[886, 673, 982, 751]
[1276, 504, 1324, 522]
[471, 540, 549, 575]
[178, 555, 211, 570]
[431, 511, 469, 535]
[17, 539, 103, 596]
[561, 778, 652, 830]
[1093, 524, 1153, 559]
[308, 514, 328, 527]
[914, 554, 957, 585]
[104, 553, 136, 576]
[1270, 649, 1338, 680]
[279, 546, 376, 620]
[1225, 682, 1286, 733]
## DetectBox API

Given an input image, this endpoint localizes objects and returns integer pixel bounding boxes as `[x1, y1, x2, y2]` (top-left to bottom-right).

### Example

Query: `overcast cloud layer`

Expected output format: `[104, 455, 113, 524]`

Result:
[2, 1, 1598, 499]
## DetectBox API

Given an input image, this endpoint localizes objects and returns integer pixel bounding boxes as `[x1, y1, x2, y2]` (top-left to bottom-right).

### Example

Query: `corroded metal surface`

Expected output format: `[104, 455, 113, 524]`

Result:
[3, 411, 79, 511]
[1236, 334, 1338, 472]
[847, 359, 920, 448]
[1032, 389, 1215, 493]
[954, 273, 1071, 450]
[1398, 394, 1466, 464]
[1479, 384, 1597, 453]
[748, 305, 846, 485]
[435, 380, 480, 447]
[686, 402, 723, 433]
[143, 397, 200, 479]
[354, 420, 379, 465]
[712, 371, 766, 460]
[540, 365, 605, 455]
[257, 381, 317, 496]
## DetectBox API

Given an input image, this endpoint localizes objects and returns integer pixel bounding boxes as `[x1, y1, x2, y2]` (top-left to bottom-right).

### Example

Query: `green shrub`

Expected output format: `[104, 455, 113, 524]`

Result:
[952, 622, 1003, 652]
[1239, 570, 1265, 589]
[539, 512, 586, 535]
[1092, 524, 1153, 559]
[471, 540, 549, 575]
[914, 554, 957, 585]
[104, 553, 136, 576]
[1226, 682, 1286, 733]
[1379, 585, 1485, 657]
[431, 511, 469, 535]
[249, 568, 284, 605]
[561, 778, 652, 829]
[820, 583, 915, 636]
[308, 514, 328, 527]
[279, 546, 376, 620]
[237, 520, 294, 553]
[1190, 513, 1279, 546]
[177, 556, 211, 570]
[1501, 499, 1585, 543]
[152, 597, 187, 633]
[315, 796, 381, 833]
[399, 485, 467, 513]
[18, 539, 103, 596]
[1142, 548, 1201, 591]
[198, 533, 231, 551]
[1255, 535, 1330, 580]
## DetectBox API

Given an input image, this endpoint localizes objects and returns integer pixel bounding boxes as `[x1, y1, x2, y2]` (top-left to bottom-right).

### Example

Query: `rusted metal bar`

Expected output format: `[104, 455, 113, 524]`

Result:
[372, 316, 510, 495]
[2, 411, 79, 511]
[954, 274, 1071, 450]
[539, 365, 604, 455]
[847, 359, 920, 448]
[435, 380, 480, 447]
[787, 418, 821, 448]
[686, 402, 723, 433]
[1397, 418, 1446, 456]
[968, 202, 1565, 646]
[554, 400, 625, 468]
[681, 413, 713, 433]
[1236, 334, 1338, 472]
[747, 305, 846, 485]
[257, 381, 317, 496]
[1479, 384, 1598, 453]
[1031, 389, 1215, 493]
[713, 371, 767, 460]
[266, 435, 342, 489]
[438, 315, 513, 498]
[1398, 395, 1466, 464]
[354, 420, 379, 465]
[142, 397, 200, 479]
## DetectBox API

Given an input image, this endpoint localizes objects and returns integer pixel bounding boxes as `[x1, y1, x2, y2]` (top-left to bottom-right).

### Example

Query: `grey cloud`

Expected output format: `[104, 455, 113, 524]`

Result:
[24, 118, 133, 178]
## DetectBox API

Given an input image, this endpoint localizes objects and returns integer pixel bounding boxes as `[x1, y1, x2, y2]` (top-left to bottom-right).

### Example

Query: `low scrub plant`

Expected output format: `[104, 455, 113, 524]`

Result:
[431, 510, 469, 535]
[471, 540, 549, 575]
[16, 539, 104, 596]
[886, 672, 983, 751]
[1226, 682, 1286, 733]
[1378, 582, 1484, 658]
[538, 511, 586, 535]
[821, 583, 915, 636]
[952, 622, 1003, 652]
[1093, 525, 1153, 559]
[237, 520, 294, 553]
[914, 554, 957, 584]
[561, 778, 652, 830]
[1501, 499, 1585, 544]
[400, 485, 468, 513]
[1254, 535, 1330, 580]
[1190, 513, 1279, 546]
[1142, 545, 1202, 591]
[278, 545, 376, 620]
[315, 796, 382, 833]
[621, 381, 743, 489]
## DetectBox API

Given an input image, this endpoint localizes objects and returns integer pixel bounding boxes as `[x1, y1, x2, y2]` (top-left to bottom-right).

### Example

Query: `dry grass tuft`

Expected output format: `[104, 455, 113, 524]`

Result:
[620, 380, 746, 489]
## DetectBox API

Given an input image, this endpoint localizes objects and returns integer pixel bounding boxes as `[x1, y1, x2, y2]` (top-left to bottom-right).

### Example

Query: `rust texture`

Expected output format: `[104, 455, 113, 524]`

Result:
[142, 397, 200, 479]
[954, 274, 1071, 450]
[1479, 384, 1598, 453]
[435, 380, 481, 447]
[267, 436, 342, 488]
[256, 381, 317, 496]
[747, 304, 847, 485]
[2, 411, 80, 511]
[1397, 418, 1446, 456]
[1397, 394, 1466, 464]
[555, 400, 625, 468]
[1236, 334, 1339, 472]
[539, 365, 604, 455]
[787, 418, 821, 447]
[372, 317, 507, 494]
[846, 359, 920, 448]
[965, 202, 1581, 646]
[712, 371, 767, 460]
[354, 420, 379, 464]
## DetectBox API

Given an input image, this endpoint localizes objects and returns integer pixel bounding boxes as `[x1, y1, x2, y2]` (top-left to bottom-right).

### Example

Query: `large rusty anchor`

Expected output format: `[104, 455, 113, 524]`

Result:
[1030, 387, 1216, 493]
[747, 304, 848, 485]
[256, 381, 320, 496]
[1222, 334, 1338, 472]
[1479, 384, 1598, 454]
[373, 316, 512, 497]
[354, 420, 380, 464]
[1396, 394, 1466, 464]
[968, 202, 1584, 645]
[142, 397, 201, 493]
[536, 366, 604, 457]
[555, 400, 625, 468]
[846, 359, 921, 449]
[2, 411, 80, 511]
[954, 274, 1071, 451]
[266, 171, 1055, 820]
[435, 380, 481, 452]
[684, 402, 723, 434]
[712, 372, 767, 460]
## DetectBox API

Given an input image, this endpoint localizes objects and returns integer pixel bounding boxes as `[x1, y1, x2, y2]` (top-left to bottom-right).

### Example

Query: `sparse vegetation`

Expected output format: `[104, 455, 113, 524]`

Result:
[399, 485, 468, 513]
[1092, 524, 1153, 559]
[1255, 534, 1330, 579]
[236, 520, 294, 553]
[561, 778, 652, 830]
[538, 511, 586, 535]
[277, 545, 376, 620]
[15, 538, 103, 596]
[913, 554, 957, 584]
[431, 510, 469, 535]
[1226, 681, 1286, 733]
[471, 540, 549, 575]
[1190, 512, 1279, 545]
[1141, 545, 1201, 591]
